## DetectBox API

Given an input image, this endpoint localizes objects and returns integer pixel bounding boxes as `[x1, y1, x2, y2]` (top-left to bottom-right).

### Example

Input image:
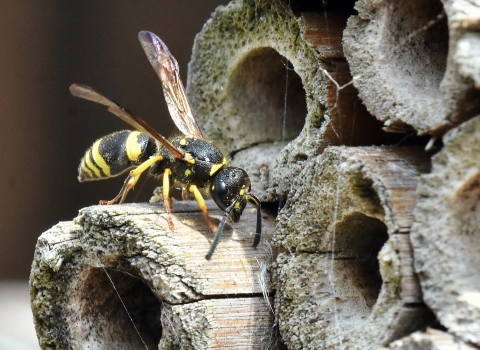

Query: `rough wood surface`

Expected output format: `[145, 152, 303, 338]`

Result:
[30, 1, 480, 348]
[274, 146, 434, 349]
[387, 329, 476, 350]
[30, 201, 276, 349]
[187, 2, 399, 202]
[343, 0, 480, 136]
[411, 115, 480, 347]
[161, 297, 276, 349]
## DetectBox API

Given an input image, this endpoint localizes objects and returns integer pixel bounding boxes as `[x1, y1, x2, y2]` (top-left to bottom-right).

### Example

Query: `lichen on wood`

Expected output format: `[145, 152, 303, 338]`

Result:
[187, 0, 396, 202]
[274, 146, 434, 349]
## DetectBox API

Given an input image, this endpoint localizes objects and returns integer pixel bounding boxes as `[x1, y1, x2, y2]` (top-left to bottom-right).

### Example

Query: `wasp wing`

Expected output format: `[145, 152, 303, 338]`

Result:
[70, 83, 185, 160]
[138, 31, 204, 139]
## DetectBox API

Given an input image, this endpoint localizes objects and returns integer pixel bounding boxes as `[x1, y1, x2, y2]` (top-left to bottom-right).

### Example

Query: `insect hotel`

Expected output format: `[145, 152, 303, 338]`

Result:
[30, 0, 480, 349]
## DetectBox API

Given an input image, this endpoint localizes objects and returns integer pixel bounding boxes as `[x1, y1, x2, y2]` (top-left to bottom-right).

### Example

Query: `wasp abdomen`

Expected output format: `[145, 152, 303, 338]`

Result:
[78, 130, 158, 182]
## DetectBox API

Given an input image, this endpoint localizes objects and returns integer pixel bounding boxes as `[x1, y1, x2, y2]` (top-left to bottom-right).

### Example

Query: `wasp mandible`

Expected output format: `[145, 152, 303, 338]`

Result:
[70, 31, 261, 259]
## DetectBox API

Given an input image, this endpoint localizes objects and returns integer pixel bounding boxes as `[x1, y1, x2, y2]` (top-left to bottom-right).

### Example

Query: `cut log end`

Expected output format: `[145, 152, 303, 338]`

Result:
[30, 201, 277, 349]
[274, 146, 434, 349]
[412, 115, 480, 346]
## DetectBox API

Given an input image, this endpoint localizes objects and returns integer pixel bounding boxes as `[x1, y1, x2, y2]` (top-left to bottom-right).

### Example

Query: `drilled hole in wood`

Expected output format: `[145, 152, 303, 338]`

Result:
[228, 47, 307, 146]
[71, 264, 162, 349]
[381, 0, 448, 101]
[334, 213, 388, 307]
[290, 0, 357, 13]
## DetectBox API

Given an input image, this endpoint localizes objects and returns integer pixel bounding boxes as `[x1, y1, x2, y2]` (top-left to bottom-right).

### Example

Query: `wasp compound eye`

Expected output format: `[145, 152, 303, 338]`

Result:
[211, 179, 228, 209]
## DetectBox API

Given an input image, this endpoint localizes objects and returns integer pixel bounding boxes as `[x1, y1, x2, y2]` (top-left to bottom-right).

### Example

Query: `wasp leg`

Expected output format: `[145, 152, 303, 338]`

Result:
[188, 184, 217, 233]
[99, 155, 164, 205]
[162, 168, 175, 231]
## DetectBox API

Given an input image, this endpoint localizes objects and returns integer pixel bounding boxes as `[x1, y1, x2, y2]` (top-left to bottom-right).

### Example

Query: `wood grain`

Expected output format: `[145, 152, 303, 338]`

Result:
[30, 201, 277, 349]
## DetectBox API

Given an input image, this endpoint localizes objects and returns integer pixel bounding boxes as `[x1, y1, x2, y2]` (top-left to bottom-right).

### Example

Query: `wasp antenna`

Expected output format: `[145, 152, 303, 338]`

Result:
[205, 211, 228, 260]
[247, 194, 262, 247]
[205, 198, 239, 260]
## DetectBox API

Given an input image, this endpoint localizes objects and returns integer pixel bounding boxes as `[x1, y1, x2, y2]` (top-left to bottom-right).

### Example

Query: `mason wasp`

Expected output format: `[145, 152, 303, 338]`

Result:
[71, 31, 261, 259]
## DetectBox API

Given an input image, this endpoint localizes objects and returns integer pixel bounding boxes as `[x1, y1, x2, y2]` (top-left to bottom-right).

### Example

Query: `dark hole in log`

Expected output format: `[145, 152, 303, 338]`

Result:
[334, 213, 388, 308]
[290, 0, 357, 13]
[72, 263, 162, 349]
[228, 47, 307, 146]
[381, 0, 448, 102]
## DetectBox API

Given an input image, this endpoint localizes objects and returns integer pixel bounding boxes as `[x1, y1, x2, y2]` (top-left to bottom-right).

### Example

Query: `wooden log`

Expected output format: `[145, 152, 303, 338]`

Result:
[30, 201, 276, 349]
[274, 146, 434, 349]
[31, 1, 480, 348]
[187, 2, 399, 202]
[343, 0, 480, 137]
[411, 115, 480, 347]
[387, 329, 476, 350]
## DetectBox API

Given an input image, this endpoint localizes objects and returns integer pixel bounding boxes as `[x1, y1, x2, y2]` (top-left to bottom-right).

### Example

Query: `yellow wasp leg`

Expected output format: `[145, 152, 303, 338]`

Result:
[100, 155, 164, 205]
[188, 184, 217, 233]
[163, 169, 175, 231]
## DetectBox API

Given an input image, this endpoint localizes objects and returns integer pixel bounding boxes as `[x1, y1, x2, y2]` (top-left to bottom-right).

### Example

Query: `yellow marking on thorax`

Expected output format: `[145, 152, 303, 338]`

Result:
[92, 140, 111, 176]
[234, 201, 241, 209]
[184, 169, 192, 177]
[185, 152, 195, 165]
[239, 189, 245, 196]
[126, 131, 143, 161]
[209, 157, 227, 176]
[84, 149, 101, 177]
[180, 135, 194, 146]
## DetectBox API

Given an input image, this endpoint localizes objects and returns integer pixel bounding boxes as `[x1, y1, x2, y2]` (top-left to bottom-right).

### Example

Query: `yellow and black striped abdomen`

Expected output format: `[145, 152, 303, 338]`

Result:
[78, 130, 158, 182]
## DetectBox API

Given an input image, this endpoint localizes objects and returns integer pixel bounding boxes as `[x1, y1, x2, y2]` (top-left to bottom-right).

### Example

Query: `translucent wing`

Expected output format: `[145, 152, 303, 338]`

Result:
[138, 31, 203, 139]
[70, 83, 185, 160]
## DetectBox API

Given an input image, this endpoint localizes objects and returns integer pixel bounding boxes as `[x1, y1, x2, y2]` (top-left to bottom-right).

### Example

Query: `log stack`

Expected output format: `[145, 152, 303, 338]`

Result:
[30, 0, 480, 349]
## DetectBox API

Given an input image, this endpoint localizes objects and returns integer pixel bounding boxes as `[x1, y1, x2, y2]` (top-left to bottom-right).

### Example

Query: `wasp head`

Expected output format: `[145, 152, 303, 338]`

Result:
[207, 166, 262, 259]
[211, 167, 258, 222]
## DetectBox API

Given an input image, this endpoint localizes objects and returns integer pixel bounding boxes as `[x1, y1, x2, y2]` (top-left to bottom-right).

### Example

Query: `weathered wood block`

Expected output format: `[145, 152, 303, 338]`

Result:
[30, 201, 276, 349]
[187, 1, 396, 202]
[343, 0, 480, 137]
[387, 328, 476, 350]
[411, 115, 480, 347]
[274, 146, 434, 349]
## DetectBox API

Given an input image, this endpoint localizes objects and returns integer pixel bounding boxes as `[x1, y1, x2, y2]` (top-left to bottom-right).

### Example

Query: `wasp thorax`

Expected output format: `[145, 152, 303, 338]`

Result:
[211, 167, 251, 222]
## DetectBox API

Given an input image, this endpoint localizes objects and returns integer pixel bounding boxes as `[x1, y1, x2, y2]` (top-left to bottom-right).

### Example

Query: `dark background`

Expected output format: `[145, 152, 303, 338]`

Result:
[0, 1, 227, 279]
